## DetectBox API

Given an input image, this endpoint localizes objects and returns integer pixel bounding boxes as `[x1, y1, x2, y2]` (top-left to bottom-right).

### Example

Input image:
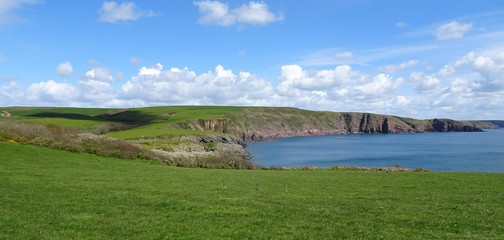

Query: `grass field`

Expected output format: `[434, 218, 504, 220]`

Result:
[20, 118, 109, 130]
[106, 106, 244, 139]
[1, 106, 244, 139]
[1, 141, 503, 239]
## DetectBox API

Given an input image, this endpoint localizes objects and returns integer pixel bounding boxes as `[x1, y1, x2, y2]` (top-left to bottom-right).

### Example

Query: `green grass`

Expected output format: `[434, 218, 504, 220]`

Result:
[1, 106, 244, 137]
[107, 125, 216, 139]
[1, 142, 503, 239]
[20, 118, 108, 130]
[107, 106, 244, 139]
[1, 107, 111, 117]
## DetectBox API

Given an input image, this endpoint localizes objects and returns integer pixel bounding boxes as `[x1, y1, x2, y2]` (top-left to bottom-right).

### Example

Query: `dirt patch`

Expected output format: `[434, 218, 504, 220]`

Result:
[1, 111, 11, 117]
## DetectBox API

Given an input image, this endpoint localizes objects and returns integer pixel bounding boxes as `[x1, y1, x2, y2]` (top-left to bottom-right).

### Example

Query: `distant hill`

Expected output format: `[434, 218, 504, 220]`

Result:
[465, 120, 504, 129]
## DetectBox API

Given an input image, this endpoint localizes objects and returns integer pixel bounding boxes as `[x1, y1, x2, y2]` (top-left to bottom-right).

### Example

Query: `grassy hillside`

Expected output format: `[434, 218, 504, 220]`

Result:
[1, 106, 244, 138]
[1, 142, 503, 239]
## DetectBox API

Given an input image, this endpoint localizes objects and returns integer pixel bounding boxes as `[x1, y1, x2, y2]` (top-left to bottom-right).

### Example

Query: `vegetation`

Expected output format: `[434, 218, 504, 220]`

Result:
[2, 106, 244, 139]
[1, 142, 503, 239]
[0, 120, 259, 169]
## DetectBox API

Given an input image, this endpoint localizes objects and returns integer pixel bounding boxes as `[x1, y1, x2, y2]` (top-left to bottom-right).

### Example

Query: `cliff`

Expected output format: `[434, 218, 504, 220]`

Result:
[465, 120, 504, 129]
[167, 107, 482, 141]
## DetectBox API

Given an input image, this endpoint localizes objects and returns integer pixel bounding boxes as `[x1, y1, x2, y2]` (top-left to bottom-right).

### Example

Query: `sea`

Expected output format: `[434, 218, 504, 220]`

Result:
[246, 129, 504, 173]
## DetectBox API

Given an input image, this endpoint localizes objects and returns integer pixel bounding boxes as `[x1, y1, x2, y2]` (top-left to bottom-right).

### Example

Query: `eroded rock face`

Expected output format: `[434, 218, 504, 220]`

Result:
[177, 109, 482, 142]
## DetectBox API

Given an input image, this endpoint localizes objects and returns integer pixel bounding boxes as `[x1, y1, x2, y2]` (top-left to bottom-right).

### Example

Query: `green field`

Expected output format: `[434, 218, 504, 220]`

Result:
[1, 106, 244, 139]
[1, 141, 503, 239]
[106, 106, 244, 139]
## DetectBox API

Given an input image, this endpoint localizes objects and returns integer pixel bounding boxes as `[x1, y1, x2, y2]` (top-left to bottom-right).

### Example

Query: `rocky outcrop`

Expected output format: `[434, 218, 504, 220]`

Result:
[171, 135, 252, 160]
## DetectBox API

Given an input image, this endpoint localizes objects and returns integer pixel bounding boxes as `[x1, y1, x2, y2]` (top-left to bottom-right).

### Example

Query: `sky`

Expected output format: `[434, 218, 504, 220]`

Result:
[1, 0, 504, 120]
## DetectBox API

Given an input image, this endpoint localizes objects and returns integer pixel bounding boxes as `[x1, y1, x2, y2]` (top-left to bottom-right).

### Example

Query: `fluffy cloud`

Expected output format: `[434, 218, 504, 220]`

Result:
[379, 60, 418, 73]
[121, 64, 275, 105]
[276, 64, 402, 112]
[0, 81, 22, 106]
[471, 52, 504, 91]
[409, 72, 442, 94]
[0, 54, 6, 62]
[400, 51, 504, 119]
[25, 80, 80, 104]
[232, 1, 283, 25]
[56, 61, 73, 76]
[194, 1, 283, 26]
[435, 21, 473, 40]
[98, 1, 155, 23]
[78, 66, 116, 102]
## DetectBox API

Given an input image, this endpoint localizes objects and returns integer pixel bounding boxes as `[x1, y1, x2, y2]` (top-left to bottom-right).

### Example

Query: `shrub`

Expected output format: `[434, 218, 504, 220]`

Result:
[202, 142, 218, 151]
[0, 119, 261, 170]
[300, 166, 318, 170]
[12, 136, 27, 142]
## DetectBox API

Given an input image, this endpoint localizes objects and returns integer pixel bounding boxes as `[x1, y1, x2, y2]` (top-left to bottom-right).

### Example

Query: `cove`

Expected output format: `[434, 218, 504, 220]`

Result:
[246, 129, 504, 172]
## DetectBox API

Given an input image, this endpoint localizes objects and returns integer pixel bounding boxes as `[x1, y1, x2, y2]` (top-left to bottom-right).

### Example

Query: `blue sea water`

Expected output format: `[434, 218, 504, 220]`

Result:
[246, 129, 504, 172]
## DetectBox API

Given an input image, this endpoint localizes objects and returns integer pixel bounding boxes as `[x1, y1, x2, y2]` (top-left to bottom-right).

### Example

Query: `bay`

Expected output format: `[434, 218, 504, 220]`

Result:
[246, 129, 504, 172]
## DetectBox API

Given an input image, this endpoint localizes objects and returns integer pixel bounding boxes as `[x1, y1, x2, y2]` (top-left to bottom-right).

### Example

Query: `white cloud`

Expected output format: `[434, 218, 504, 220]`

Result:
[194, 1, 234, 26]
[395, 22, 406, 29]
[98, 1, 155, 23]
[25, 80, 80, 103]
[73, 66, 115, 103]
[379, 60, 418, 73]
[0, 54, 6, 62]
[122, 64, 275, 105]
[409, 72, 443, 94]
[276, 64, 401, 107]
[0, 81, 22, 106]
[56, 61, 73, 76]
[232, 1, 283, 25]
[471, 52, 504, 91]
[194, 1, 282, 26]
[0, 0, 40, 25]
[334, 51, 354, 59]
[238, 50, 246, 56]
[435, 21, 473, 40]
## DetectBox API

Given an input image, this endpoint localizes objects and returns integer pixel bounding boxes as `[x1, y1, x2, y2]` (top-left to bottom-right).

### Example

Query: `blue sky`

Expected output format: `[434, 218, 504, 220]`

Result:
[1, 0, 504, 120]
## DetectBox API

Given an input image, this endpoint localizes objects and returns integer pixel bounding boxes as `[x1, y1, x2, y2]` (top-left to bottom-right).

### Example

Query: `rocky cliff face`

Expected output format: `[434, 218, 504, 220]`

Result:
[466, 120, 504, 129]
[169, 107, 482, 142]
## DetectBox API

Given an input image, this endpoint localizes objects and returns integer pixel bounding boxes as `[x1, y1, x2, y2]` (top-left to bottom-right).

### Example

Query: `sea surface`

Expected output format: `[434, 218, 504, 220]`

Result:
[246, 129, 504, 172]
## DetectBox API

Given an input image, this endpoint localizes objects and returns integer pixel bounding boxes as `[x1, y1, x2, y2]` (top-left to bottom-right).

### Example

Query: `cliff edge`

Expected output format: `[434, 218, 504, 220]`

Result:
[168, 107, 482, 142]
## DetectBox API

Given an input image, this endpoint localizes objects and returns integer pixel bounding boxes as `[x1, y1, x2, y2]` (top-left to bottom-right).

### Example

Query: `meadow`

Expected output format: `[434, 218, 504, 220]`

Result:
[1, 106, 244, 139]
[1, 141, 503, 239]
